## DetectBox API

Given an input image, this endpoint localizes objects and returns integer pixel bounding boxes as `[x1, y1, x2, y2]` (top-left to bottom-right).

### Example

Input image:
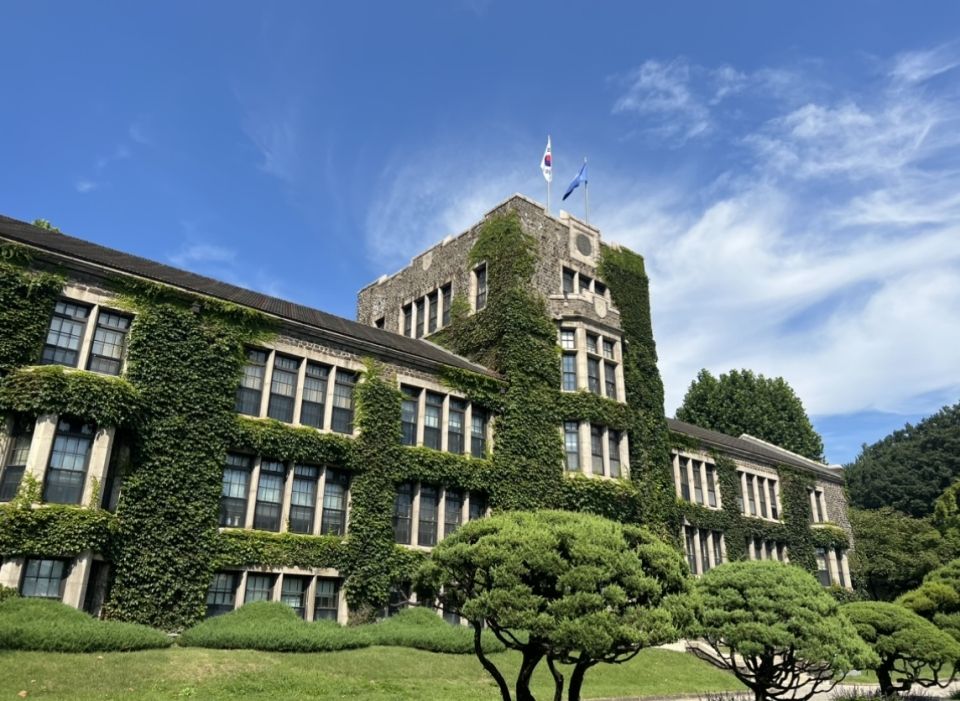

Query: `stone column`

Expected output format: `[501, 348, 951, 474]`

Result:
[258, 350, 274, 418]
[0, 558, 23, 589]
[62, 552, 93, 609]
[81, 426, 115, 508]
[245, 458, 262, 529]
[25, 414, 58, 488]
[291, 360, 307, 426]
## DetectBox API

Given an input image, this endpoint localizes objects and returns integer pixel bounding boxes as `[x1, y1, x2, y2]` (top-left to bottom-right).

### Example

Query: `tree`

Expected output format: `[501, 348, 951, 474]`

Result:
[898, 559, 960, 643]
[842, 601, 960, 696]
[848, 507, 950, 601]
[675, 369, 824, 461]
[933, 480, 960, 555]
[416, 510, 691, 701]
[31, 218, 61, 232]
[846, 402, 960, 518]
[689, 561, 876, 701]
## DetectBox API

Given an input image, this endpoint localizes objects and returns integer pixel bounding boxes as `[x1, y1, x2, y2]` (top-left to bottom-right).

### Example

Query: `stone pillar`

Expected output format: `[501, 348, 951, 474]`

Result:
[314, 468, 327, 536]
[305, 576, 317, 622]
[280, 465, 294, 533]
[739, 471, 749, 515]
[671, 453, 682, 498]
[0, 558, 23, 589]
[840, 551, 852, 589]
[81, 426, 115, 508]
[25, 414, 58, 488]
[292, 360, 307, 426]
[751, 475, 763, 519]
[410, 483, 421, 546]
[236, 571, 248, 609]
[62, 552, 93, 609]
[258, 350, 274, 418]
[245, 459, 262, 529]
[826, 549, 840, 586]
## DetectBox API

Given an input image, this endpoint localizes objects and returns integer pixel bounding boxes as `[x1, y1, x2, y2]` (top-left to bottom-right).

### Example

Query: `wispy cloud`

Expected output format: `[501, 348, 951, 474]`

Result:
[242, 103, 302, 183]
[74, 179, 98, 194]
[128, 121, 151, 146]
[169, 242, 237, 267]
[889, 42, 960, 84]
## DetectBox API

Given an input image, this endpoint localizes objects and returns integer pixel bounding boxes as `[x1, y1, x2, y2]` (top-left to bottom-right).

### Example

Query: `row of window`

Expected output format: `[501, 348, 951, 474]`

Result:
[392, 482, 487, 547]
[0, 416, 96, 505]
[676, 456, 719, 508]
[683, 526, 724, 576]
[815, 546, 849, 588]
[672, 454, 782, 522]
[559, 328, 620, 400]
[401, 283, 453, 338]
[561, 266, 608, 299]
[236, 348, 358, 434]
[401, 386, 489, 457]
[207, 571, 341, 621]
[810, 488, 830, 523]
[41, 299, 133, 376]
[747, 537, 787, 563]
[563, 422, 624, 478]
[737, 471, 780, 521]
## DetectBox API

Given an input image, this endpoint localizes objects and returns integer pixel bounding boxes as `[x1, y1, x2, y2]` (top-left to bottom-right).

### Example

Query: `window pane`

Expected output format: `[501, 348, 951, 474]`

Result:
[564, 421, 580, 471]
[608, 430, 621, 478]
[393, 483, 413, 543]
[444, 489, 463, 537]
[87, 311, 131, 375]
[562, 353, 577, 391]
[468, 492, 487, 521]
[604, 363, 617, 399]
[423, 393, 442, 450]
[562, 268, 575, 294]
[254, 461, 285, 531]
[418, 485, 439, 547]
[586, 334, 598, 354]
[320, 469, 349, 535]
[331, 372, 357, 434]
[41, 301, 90, 367]
[441, 284, 452, 327]
[314, 579, 340, 621]
[769, 481, 779, 519]
[401, 386, 419, 446]
[587, 358, 600, 394]
[267, 356, 299, 423]
[560, 329, 576, 350]
[590, 425, 603, 475]
[448, 399, 465, 454]
[402, 304, 413, 337]
[602, 340, 614, 359]
[281, 576, 307, 619]
[289, 464, 318, 534]
[43, 418, 94, 504]
[236, 349, 267, 415]
[758, 477, 768, 518]
[679, 458, 691, 501]
[244, 574, 274, 603]
[471, 408, 488, 458]
[206, 572, 237, 617]
[21, 558, 66, 599]
[475, 265, 487, 310]
[706, 467, 717, 508]
[692, 462, 704, 504]
[1, 417, 33, 501]
[428, 291, 438, 333]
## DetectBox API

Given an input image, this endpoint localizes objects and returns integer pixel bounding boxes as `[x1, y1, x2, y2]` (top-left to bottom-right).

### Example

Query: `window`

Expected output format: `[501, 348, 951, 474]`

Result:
[812, 489, 826, 523]
[562, 267, 575, 294]
[699, 529, 711, 574]
[314, 579, 340, 621]
[418, 485, 439, 546]
[87, 310, 131, 375]
[300, 362, 329, 429]
[586, 334, 598, 354]
[471, 408, 488, 458]
[220, 453, 252, 527]
[835, 548, 847, 587]
[560, 329, 576, 350]
[236, 349, 267, 416]
[331, 371, 357, 434]
[815, 548, 831, 587]
[20, 558, 66, 599]
[602, 339, 614, 359]
[587, 358, 601, 394]
[428, 291, 438, 333]
[758, 477, 769, 518]
[267, 355, 299, 423]
[441, 284, 452, 327]
[684, 527, 697, 573]
[289, 464, 319, 534]
[679, 459, 690, 501]
[706, 466, 718, 508]
[423, 392, 442, 450]
[468, 492, 487, 521]
[608, 430, 621, 478]
[0, 416, 33, 501]
[445, 489, 463, 537]
[692, 463, 704, 504]
[374, 317, 385, 329]
[206, 572, 237, 617]
[564, 422, 580, 471]
[594, 281, 607, 297]
[712, 531, 724, 566]
[579, 274, 592, 293]
[590, 425, 604, 475]
[746, 475, 757, 516]
[562, 353, 577, 391]
[254, 460, 285, 532]
[401, 386, 420, 446]
[281, 576, 309, 619]
[393, 483, 413, 544]
[41, 300, 90, 367]
[448, 399, 466, 454]
[402, 304, 413, 338]
[769, 481, 779, 520]
[244, 574, 274, 603]
[43, 417, 94, 504]
[415, 299, 425, 338]
[475, 264, 487, 310]
[604, 364, 617, 399]
[321, 469, 349, 535]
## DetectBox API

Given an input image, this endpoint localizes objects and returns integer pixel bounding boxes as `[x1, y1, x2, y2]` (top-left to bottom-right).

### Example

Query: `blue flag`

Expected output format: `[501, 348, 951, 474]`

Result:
[562, 161, 588, 201]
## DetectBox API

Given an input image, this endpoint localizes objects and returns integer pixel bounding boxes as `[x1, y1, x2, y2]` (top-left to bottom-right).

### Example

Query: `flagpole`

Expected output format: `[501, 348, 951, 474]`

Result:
[546, 135, 552, 214]
[583, 157, 589, 224]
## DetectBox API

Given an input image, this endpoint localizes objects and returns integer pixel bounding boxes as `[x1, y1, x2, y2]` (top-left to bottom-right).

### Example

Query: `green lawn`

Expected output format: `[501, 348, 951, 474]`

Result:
[0, 646, 744, 701]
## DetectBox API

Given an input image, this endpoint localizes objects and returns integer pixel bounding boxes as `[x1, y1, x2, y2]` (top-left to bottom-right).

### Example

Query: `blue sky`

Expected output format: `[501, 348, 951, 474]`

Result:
[2, 1, 959, 464]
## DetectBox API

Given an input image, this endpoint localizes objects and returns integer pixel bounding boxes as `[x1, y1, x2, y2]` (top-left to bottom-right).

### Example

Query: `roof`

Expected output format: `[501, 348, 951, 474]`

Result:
[0, 214, 497, 379]
[667, 417, 844, 481]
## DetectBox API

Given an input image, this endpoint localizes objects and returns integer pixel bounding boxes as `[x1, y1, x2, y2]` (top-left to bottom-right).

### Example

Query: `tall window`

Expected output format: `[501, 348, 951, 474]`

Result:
[590, 425, 604, 475]
[712, 531, 724, 566]
[835, 548, 847, 587]
[0, 416, 33, 501]
[699, 529, 711, 574]
[468, 492, 487, 521]
[401, 386, 420, 446]
[300, 362, 329, 429]
[402, 304, 413, 337]
[428, 291, 438, 333]
[746, 475, 757, 516]
[448, 399, 466, 454]
[331, 371, 357, 434]
[289, 464, 319, 534]
[604, 364, 617, 399]
[475, 264, 487, 310]
[587, 358, 601, 394]
[43, 417, 94, 504]
[692, 463, 704, 504]
[320, 469, 349, 535]
[562, 354, 577, 391]
[254, 460, 285, 531]
[393, 483, 413, 544]
[684, 527, 697, 573]
[444, 489, 463, 537]
[758, 478, 769, 518]
[87, 310, 131, 375]
[560, 329, 576, 350]
[41, 301, 90, 367]
[220, 453, 252, 527]
[267, 355, 299, 422]
[769, 481, 779, 519]
[602, 339, 614, 359]
[418, 485, 439, 546]
[423, 392, 443, 450]
[206, 572, 237, 618]
[564, 421, 580, 471]
[815, 548, 831, 586]
[236, 349, 267, 416]
[244, 574, 274, 603]
[314, 579, 340, 621]
[608, 430, 621, 478]
[20, 558, 66, 599]
[586, 333, 598, 354]
[562, 267, 575, 294]
[281, 576, 308, 619]
[471, 408, 488, 458]
[679, 460, 690, 500]
[706, 467, 718, 508]
[579, 274, 592, 293]
[415, 299, 425, 338]
[441, 284, 452, 327]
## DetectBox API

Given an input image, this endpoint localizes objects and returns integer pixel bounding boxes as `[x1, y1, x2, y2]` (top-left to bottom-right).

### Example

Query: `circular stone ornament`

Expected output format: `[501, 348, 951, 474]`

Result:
[576, 233, 593, 256]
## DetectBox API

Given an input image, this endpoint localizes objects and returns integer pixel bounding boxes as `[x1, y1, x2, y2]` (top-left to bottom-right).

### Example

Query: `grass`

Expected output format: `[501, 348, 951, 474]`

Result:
[0, 598, 171, 652]
[0, 645, 745, 700]
[179, 603, 505, 654]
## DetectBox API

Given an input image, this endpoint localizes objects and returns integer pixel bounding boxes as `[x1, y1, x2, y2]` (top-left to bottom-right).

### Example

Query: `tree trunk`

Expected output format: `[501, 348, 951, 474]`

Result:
[547, 656, 564, 701]
[516, 648, 544, 701]
[567, 660, 594, 701]
[473, 623, 512, 701]
[877, 664, 895, 698]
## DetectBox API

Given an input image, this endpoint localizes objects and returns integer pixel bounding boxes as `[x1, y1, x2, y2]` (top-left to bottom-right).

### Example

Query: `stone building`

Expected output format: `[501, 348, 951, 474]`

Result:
[0, 194, 852, 625]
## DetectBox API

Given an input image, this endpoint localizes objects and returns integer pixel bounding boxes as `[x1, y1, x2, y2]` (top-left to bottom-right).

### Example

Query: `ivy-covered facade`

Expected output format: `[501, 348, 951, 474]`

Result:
[0, 196, 852, 630]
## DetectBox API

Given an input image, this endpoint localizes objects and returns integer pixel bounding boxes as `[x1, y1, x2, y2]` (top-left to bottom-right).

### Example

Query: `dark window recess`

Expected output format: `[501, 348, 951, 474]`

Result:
[564, 421, 580, 471]
[314, 579, 340, 621]
[679, 458, 690, 501]
[320, 469, 349, 535]
[236, 348, 268, 415]
[428, 291, 438, 333]
[594, 281, 607, 297]
[393, 483, 413, 544]
[468, 492, 487, 521]
[608, 430, 621, 478]
[43, 417, 95, 504]
[441, 284, 452, 327]
[562, 353, 577, 391]
[267, 355, 299, 422]
[769, 481, 779, 519]
[331, 371, 357, 434]
[401, 385, 420, 446]
[605, 363, 617, 399]
[475, 264, 487, 310]
[470, 408, 488, 458]
[0, 415, 33, 501]
[41, 300, 90, 367]
[289, 464, 319, 534]
[374, 317, 385, 329]
[448, 398, 466, 454]
[253, 460, 285, 531]
[579, 274, 592, 293]
[300, 362, 329, 429]
[587, 358, 601, 394]
[418, 485, 439, 547]
[562, 267, 575, 294]
[444, 489, 463, 537]
[220, 453, 252, 527]
[423, 392, 443, 449]
[415, 299, 425, 338]
[206, 572, 237, 618]
[590, 425, 604, 475]
[402, 304, 413, 337]
[87, 310, 132, 375]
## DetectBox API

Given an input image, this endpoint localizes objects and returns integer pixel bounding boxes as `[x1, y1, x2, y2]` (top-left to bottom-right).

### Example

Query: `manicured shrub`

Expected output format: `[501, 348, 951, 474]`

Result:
[898, 558, 960, 642]
[0, 597, 171, 652]
[372, 607, 504, 654]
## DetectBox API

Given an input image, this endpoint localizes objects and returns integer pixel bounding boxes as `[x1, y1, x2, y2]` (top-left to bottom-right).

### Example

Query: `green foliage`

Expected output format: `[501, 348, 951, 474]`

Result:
[691, 561, 877, 701]
[31, 219, 61, 232]
[847, 401, 960, 518]
[554, 392, 632, 431]
[898, 558, 960, 643]
[178, 601, 504, 654]
[842, 600, 960, 696]
[0, 585, 19, 603]
[0, 261, 64, 374]
[934, 480, 960, 554]
[555, 475, 645, 523]
[676, 368, 824, 462]
[212, 530, 345, 570]
[0, 365, 140, 427]
[231, 416, 353, 466]
[0, 597, 171, 652]
[849, 507, 950, 601]
[0, 503, 114, 557]
[417, 510, 691, 701]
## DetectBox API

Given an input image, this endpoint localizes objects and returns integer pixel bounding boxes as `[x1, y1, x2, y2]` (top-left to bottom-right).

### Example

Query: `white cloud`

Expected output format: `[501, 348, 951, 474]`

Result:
[128, 122, 151, 145]
[74, 179, 98, 194]
[612, 59, 712, 143]
[169, 242, 237, 267]
[889, 43, 960, 84]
